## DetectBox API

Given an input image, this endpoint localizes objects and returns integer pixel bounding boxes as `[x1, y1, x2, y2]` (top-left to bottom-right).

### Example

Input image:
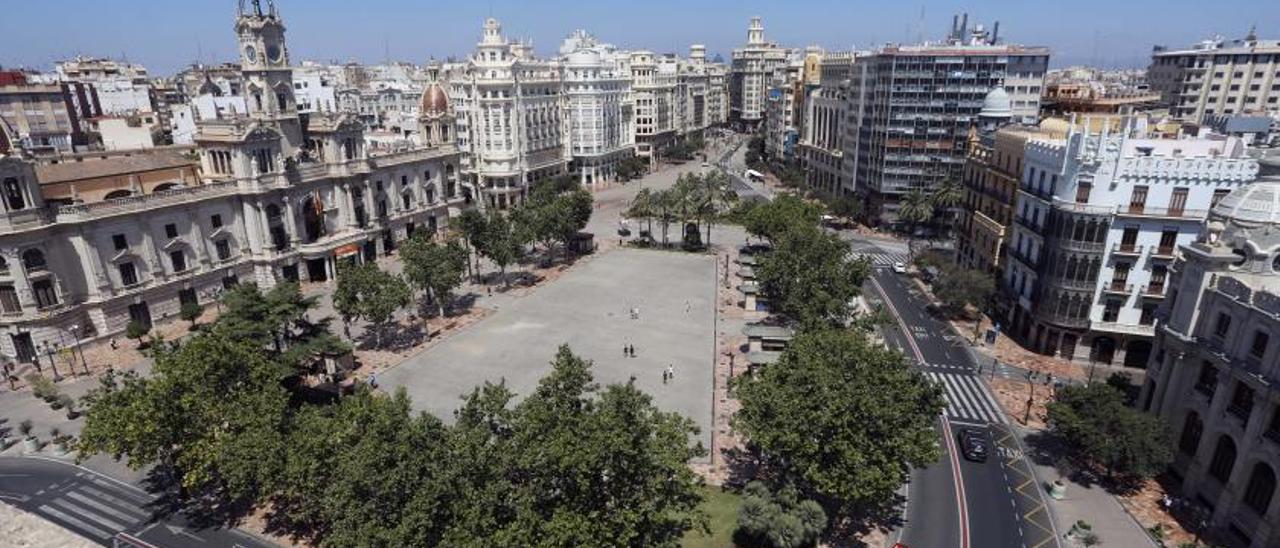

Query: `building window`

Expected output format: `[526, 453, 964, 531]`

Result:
[2, 177, 26, 211]
[1102, 299, 1121, 322]
[1140, 303, 1157, 326]
[1208, 435, 1238, 484]
[21, 249, 46, 272]
[31, 279, 57, 308]
[1195, 361, 1218, 396]
[119, 262, 138, 287]
[215, 239, 232, 261]
[1179, 411, 1203, 455]
[1243, 464, 1276, 516]
[211, 214, 223, 229]
[1075, 182, 1091, 203]
[1214, 312, 1232, 338]
[1251, 331, 1270, 359]
[164, 223, 178, 239]
[1169, 187, 1189, 214]
[112, 234, 128, 251]
[170, 250, 187, 273]
[0, 285, 20, 314]
[1129, 185, 1148, 213]
[1229, 383, 1254, 421]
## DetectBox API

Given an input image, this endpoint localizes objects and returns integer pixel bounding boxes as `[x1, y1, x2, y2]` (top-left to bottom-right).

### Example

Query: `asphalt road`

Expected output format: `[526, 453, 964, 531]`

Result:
[861, 245, 1059, 548]
[0, 456, 275, 548]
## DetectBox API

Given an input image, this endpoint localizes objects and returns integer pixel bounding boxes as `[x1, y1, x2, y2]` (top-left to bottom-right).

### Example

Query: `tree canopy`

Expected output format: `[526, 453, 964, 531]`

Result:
[400, 235, 468, 318]
[743, 194, 822, 243]
[733, 329, 945, 515]
[333, 262, 412, 347]
[756, 224, 868, 330]
[1046, 383, 1172, 484]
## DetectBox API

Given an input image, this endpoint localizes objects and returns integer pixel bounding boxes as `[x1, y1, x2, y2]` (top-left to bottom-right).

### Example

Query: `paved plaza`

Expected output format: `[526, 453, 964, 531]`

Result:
[380, 248, 719, 451]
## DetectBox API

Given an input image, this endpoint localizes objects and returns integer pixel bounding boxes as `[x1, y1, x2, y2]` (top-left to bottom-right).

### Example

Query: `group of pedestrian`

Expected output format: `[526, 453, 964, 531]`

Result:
[623, 344, 636, 358]
[662, 364, 675, 384]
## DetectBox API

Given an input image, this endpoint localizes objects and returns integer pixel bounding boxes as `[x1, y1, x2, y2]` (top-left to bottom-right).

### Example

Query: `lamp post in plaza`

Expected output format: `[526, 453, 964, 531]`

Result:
[69, 324, 89, 375]
[41, 341, 63, 382]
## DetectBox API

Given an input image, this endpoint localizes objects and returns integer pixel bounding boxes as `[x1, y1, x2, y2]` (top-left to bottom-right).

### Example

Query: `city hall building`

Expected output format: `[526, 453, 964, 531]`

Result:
[0, 2, 466, 366]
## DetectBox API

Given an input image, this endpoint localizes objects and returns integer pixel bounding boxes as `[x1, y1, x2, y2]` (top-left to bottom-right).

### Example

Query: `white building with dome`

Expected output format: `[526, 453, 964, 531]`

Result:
[439, 18, 569, 209]
[1140, 157, 1280, 548]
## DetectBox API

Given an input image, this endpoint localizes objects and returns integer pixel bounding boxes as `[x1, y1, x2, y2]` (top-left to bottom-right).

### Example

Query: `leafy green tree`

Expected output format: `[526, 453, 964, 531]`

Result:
[932, 264, 995, 318]
[736, 482, 827, 548]
[734, 329, 945, 515]
[757, 224, 869, 329]
[271, 387, 453, 546]
[332, 262, 411, 348]
[480, 209, 524, 287]
[502, 346, 708, 545]
[213, 282, 347, 370]
[828, 195, 862, 222]
[1046, 383, 1172, 484]
[400, 235, 468, 318]
[125, 320, 149, 347]
[616, 156, 648, 181]
[744, 194, 822, 242]
[78, 332, 291, 509]
[929, 180, 965, 237]
[654, 188, 677, 247]
[450, 208, 488, 281]
[179, 301, 203, 329]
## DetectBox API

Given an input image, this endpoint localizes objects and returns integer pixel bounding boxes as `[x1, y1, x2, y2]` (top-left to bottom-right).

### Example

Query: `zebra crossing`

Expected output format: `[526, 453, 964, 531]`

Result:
[855, 251, 911, 267]
[925, 371, 1008, 425]
[29, 473, 152, 543]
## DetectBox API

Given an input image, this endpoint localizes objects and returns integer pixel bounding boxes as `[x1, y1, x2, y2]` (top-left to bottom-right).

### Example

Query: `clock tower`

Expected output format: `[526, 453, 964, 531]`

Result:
[235, 0, 302, 155]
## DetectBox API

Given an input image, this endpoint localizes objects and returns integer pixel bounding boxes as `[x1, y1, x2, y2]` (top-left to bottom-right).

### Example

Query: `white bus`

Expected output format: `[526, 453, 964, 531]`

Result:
[744, 169, 764, 182]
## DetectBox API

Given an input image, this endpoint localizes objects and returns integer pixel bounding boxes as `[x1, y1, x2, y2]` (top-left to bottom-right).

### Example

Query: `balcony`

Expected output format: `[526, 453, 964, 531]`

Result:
[1150, 245, 1177, 259]
[1112, 243, 1144, 256]
[1044, 275, 1096, 291]
[1141, 284, 1167, 298]
[1057, 239, 1107, 253]
[1115, 205, 1208, 220]
[1014, 215, 1040, 231]
[1103, 281, 1133, 295]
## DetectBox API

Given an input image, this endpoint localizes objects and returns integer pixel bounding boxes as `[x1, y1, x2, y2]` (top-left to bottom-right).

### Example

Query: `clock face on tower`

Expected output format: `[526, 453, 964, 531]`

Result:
[267, 44, 283, 64]
[244, 45, 258, 64]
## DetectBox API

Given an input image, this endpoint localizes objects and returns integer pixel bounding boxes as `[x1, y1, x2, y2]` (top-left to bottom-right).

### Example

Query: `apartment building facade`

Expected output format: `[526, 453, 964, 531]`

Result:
[1149, 31, 1280, 121]
[1002, 119, 1258, 368]
[730, 17, 790, 128]
[800, 51, 857, 197]
[842, 20, 1048, 222]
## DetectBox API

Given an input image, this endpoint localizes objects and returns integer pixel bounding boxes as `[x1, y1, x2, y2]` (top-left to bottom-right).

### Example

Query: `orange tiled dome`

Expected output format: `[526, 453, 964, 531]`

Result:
[420, 83, 448, 115]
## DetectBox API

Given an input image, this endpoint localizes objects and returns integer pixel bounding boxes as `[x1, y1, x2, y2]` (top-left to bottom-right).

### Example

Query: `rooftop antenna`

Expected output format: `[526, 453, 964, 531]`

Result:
[917, 5, 925, 44]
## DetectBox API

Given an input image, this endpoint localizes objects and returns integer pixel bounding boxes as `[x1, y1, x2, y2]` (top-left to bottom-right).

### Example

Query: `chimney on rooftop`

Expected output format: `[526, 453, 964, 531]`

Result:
[991, 21, 1000, 45]
[960, 14, 969, 39]
[952, 15, 959, 39]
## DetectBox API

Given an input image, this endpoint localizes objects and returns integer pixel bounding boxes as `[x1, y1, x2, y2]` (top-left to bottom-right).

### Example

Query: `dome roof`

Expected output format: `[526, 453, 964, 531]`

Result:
[566, 49, 601, 67]
[979, 87, 1012, 119]
[1212, 179, 1280, 227]
[420, 83, 448, 116]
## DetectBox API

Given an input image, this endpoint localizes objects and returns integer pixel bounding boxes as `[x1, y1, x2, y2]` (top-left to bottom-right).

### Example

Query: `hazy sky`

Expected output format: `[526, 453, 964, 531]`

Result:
[2, 0, 1277, 76]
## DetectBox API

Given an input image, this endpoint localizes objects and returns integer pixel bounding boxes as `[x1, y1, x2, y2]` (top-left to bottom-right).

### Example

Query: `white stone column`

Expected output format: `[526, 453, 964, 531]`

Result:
[68, 232, 109, 300]
[283, 196, 301, 245]
[137, 220, 165, 278]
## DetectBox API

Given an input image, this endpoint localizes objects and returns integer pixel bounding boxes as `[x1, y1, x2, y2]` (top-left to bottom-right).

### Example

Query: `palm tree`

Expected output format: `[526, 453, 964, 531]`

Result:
[898, 188, 935, 260]
[655, 189, 677, 247]
[701, 171, 734, 248]
[626, 188, 655, 241]
[930, 180, 965, 239]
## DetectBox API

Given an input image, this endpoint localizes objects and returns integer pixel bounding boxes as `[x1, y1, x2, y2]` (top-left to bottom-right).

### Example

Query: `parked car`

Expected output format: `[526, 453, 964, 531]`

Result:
[957, 429, 989, 462]
[892, 262, 907, 274]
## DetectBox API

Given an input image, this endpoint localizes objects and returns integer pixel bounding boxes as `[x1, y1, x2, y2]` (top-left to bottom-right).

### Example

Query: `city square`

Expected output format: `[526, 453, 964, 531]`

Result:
[380, 247, 718, 451]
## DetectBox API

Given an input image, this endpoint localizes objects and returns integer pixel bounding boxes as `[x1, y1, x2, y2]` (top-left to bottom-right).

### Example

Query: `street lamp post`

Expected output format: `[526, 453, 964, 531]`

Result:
[69, 324, 89, 375]
[42, 342, 63, 382]
[1024, 370, 1036, 425]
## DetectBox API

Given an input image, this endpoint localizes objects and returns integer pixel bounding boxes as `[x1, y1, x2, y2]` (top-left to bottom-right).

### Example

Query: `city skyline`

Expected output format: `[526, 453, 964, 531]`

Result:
[2, 0, 1277, 75]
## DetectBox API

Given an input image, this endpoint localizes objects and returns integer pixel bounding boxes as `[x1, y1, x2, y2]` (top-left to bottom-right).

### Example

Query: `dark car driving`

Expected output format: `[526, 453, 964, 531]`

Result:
[957, 429, 989, 462]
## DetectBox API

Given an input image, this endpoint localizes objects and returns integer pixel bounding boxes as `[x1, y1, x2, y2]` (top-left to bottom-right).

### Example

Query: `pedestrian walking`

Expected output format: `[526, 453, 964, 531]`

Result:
[109, 338, 118, 350]
[623, 344, 629, 358]
[369, 373, 378, 389]
[662, 369, 669, 384]
[666, 364, 675, 381]
[630, 344, 636, 357]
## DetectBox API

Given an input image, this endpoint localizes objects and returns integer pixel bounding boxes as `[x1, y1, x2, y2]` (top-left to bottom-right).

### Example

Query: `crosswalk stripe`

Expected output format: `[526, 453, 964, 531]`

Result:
[944, 373, 986, 421]
[927, 371, 1009, 424]
[66, 489, 146, 524]
[77, 485, 151, 519]
[969, 375, 1009, 424]
[38, 503, 113, 540]
[86, 476, 150, 505]
[52, 497, 128, 532]
[958, 375, 998, 423]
